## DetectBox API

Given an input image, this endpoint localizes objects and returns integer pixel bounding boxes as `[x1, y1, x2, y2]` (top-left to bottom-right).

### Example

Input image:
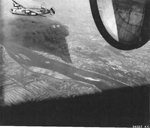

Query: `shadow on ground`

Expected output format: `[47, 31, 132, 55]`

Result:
[8, 16, 72, 63]
[0, 85, 149, 126]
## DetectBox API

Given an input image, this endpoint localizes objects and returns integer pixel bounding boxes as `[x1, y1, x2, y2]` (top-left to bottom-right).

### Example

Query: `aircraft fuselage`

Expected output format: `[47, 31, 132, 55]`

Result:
[10, 7, 51, 16]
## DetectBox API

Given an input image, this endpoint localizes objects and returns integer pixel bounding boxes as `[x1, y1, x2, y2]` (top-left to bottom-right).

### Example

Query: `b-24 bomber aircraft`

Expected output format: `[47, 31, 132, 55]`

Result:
[11, 0, 55, 17]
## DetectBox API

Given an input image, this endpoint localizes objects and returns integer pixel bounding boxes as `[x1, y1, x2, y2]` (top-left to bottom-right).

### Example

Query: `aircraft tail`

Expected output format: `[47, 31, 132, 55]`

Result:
[49, 7, 55, 15]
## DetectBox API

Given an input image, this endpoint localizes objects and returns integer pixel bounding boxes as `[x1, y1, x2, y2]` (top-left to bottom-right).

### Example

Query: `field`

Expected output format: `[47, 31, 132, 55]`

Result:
[0, 0, 150, 105]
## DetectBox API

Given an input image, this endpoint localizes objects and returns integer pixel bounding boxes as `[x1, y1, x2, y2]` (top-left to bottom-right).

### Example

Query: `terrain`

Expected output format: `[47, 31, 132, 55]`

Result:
[0, 0, 150, 105]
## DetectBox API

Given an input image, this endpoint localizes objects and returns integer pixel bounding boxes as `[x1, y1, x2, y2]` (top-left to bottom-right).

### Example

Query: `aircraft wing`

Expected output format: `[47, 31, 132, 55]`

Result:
[12, 0, 26, 9]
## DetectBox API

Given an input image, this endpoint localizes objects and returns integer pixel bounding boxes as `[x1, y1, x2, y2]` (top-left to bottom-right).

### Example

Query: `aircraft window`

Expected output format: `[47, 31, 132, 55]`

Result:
[89, 0, 150, 50]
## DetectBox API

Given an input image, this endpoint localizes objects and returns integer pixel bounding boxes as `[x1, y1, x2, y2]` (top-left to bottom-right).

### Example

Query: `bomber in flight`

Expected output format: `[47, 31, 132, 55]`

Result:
[10, 0, 55, 17]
